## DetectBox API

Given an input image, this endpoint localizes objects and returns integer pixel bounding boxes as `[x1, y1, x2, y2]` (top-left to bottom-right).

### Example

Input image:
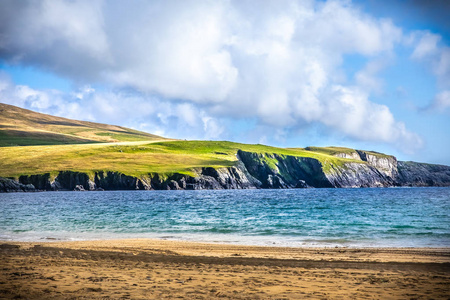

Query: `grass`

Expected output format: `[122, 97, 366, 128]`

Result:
[300, 146, 393, 159]
[0, 103, 379, 179]
[359, 150, 393, 159]
[0, 140, 362, 179]
[302, 146, 359, 156]
[0, 103, 167, 146]
[0, 130, 98, 147]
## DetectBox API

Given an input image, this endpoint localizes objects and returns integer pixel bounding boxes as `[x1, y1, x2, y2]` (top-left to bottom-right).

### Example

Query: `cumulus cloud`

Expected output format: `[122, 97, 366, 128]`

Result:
[0, 0, 110, 80]
[0, 72, 58, 111]
[354, 58, 391, 93]
[411, 32, 440, 59]
[0, 74, 224, 140]
[409, 31, 450, 117]
[0, 0, 424, 150]
[320, 85, 422, 152]
[410, 31, 450, 89]
[423, 90, 450, 114]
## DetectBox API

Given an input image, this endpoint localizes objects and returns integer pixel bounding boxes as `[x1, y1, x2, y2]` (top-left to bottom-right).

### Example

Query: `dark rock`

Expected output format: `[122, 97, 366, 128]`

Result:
[0, 177, 36, 192]
[95, 171, 147, 190]
[19, 173, 52, 190]
[73, 185, 85, 191]
[396, 161, 450, 187]
[325, 162, 394, 188]
[237, 150, 332, 188]
[167, 180, 181, 190]
[55, 171, 91, 191]
[296, 180, 310, 188]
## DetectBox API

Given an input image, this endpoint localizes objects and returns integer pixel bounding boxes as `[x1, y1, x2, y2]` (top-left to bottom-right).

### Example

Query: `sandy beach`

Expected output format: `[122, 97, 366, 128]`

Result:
[0, 239, 449, 299]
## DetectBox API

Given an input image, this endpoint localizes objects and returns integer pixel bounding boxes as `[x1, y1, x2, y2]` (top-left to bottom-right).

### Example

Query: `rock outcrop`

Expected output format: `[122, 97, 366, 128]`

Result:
[237, 150, 331, 188]
[356, 150, 398, 179]
[325, 162, 394, 188]
[0, 177, 36, 192]
[237, 150, 401, 188]
[1, 150, 449, 192]
[18, 173, 53, 190]
[396, 161, 450, 187]
[329, 149, 399, 180]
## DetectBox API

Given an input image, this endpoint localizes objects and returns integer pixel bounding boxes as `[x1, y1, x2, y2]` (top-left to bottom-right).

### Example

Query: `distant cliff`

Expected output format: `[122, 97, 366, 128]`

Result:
[235, 150, 449, 188]
[1, 149, 449, 192]
[397, 161, 450, 187]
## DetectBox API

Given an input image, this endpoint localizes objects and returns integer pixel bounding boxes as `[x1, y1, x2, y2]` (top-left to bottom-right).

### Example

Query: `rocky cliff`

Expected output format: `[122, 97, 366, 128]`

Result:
[1, 150, 449, 192]
[0, 177, 36, 192]
[237, 150, 401, 188]
[8, 162, 262, 192]
[355, 150, 398, 179]
[396, 161, 450, 187]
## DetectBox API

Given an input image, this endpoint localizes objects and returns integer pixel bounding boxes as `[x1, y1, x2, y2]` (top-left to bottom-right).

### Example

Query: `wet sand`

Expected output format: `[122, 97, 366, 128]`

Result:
[0, 239, 449, 299]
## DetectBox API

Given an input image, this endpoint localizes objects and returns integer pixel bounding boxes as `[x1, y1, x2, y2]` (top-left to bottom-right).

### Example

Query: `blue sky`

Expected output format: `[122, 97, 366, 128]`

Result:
[0, 0, 449, 165]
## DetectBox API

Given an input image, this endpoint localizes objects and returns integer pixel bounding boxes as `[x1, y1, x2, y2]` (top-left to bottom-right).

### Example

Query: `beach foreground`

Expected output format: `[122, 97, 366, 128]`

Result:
[0, 240, 449, 299]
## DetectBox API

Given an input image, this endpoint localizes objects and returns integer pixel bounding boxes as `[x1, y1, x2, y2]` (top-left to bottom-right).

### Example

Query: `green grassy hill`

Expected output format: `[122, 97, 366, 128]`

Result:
[0, 103, 167, 146]
[0, 103, 371, 179]
[0, 140, 355, 178]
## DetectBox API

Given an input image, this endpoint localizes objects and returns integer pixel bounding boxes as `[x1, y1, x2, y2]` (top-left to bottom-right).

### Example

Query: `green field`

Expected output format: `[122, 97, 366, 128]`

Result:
[0, 140, 359, 178]
[0, 103, 167, 146]
[0, 103, 383, 179]
[302, 146, 391, 158]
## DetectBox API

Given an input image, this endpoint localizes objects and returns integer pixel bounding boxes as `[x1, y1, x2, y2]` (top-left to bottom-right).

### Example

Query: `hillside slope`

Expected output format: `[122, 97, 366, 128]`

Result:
[0, 103, 167, 146]
[1, 139, 449, 192]
[0, 103, 449, 191]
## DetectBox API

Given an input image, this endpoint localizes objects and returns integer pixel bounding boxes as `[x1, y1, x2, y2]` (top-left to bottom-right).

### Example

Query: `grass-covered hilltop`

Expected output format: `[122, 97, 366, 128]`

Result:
[0, 103, 449, 192]
[0, 102, 167, 146]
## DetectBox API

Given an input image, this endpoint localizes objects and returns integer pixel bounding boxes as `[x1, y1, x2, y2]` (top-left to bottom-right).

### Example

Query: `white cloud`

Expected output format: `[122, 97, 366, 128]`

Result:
[434, 47, 450, 87]
[355, 58, 391, 93]
[425, 90, 450, 113]
[411, 32, 440, 59]
[202, 115, 225, 140]
[0, 72, 58, 111]
[73, 86, 95, 100]
[0, 0, 110, 78]
[410, 31, 450, 116]
[0, 74, 224, 140]
[411, 31, 450, 89]
[320, 85, 422, 152]
[0, 0, 425, 151]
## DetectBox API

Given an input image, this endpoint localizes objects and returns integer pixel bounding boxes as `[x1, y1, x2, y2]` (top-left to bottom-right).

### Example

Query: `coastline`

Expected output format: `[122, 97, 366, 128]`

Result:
[2, 232, 450, 249]
[1, 239, 449, 299]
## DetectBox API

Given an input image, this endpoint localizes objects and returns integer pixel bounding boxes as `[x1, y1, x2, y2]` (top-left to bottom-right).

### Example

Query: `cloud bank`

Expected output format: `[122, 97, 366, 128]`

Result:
[0, 0, 436, 151]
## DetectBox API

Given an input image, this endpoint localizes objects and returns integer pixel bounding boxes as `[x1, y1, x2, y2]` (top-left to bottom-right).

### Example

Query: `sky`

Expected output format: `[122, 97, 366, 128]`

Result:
[0, 0, 449, 165]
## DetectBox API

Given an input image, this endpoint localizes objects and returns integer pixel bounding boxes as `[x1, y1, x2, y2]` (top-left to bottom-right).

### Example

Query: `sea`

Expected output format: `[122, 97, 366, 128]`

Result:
[0, 188, 449, 248]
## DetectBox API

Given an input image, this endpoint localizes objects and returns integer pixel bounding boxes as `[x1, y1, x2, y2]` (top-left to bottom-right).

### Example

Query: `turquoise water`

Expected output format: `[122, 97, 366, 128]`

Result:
[0, 188, 449, 247]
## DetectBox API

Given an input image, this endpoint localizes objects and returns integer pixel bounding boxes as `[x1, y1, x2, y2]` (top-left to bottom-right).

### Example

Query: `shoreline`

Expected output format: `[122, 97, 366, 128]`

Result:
[3, 236, 450, 250]
[2, 232, 449, 249]
[2, 185, 450, 193]
[1, 239, 449, 299]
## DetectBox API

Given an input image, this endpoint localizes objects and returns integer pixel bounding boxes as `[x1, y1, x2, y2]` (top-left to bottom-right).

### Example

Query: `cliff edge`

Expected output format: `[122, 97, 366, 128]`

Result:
[2, 149, 449, 192]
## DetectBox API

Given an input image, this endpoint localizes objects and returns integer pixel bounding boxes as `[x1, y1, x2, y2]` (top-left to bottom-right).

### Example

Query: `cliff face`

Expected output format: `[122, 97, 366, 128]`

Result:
[0, 177, 36, 192]
[355, 150, 398, 179]
[396, 161, 450, 187]
[2, 150, 450, 192]
[325, 163, 394, 188]
[323, 150, 399, 187]
[11, 164, 262, 192]
[237, 150, 332, 188]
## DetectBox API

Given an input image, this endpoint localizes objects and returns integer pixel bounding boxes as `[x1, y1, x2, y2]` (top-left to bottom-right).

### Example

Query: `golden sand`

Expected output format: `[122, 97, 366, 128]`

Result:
[0, 239, 449, 299]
